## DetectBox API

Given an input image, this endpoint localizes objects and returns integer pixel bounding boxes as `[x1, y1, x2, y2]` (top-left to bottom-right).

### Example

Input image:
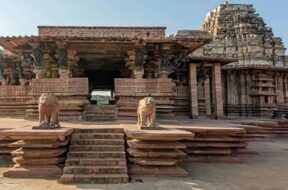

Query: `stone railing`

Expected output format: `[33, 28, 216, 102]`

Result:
[30, 78, 89, 96]
[0, 78, 89, 102]
[0, 86, 31, 97]
[115, 78, 176, 97]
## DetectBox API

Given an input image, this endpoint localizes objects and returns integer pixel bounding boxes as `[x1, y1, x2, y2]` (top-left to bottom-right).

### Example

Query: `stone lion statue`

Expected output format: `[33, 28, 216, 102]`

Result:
[33, 92, 60, 129]
[137, 97, 156, 128]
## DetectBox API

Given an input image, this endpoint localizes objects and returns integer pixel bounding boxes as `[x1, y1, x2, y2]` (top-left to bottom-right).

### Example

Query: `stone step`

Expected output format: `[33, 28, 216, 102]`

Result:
[71, 139, 125, 145]
[84, 110, 115, 113]
[72, 133, 124, 140]
[73, 128, 123, 133]
[67, 151, 126, 158]
[83, 117, 116, 121]
[65, 158, 126, 166]
[69, 145, 125, 151]
[61, 173, 129, 184]
[63, 165, 127, 174]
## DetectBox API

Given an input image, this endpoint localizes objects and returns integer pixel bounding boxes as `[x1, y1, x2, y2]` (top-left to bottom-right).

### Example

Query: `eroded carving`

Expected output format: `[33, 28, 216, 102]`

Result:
[33, 92, 60, 129]
[137, 97, 156, 128]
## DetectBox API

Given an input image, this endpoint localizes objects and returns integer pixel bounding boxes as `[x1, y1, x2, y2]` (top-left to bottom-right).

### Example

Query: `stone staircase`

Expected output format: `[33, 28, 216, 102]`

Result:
[0, 103, 28, 118]
[61, 128, 128, 184]
[83, 105, 116, 121]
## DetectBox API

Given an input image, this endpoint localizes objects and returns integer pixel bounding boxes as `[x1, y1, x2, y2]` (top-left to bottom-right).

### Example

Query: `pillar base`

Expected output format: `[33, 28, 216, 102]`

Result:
[59, 69, 70, 79]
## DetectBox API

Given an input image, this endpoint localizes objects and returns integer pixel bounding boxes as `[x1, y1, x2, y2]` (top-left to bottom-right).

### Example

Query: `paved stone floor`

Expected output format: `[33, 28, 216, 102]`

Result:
[0, 118, 288, 190]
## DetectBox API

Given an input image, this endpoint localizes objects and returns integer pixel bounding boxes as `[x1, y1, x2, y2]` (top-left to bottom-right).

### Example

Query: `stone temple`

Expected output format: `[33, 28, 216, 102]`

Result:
[0, 2, 287, 121]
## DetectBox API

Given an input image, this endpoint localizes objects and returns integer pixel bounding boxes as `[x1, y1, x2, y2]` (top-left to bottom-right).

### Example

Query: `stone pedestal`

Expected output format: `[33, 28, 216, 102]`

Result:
[0, 79, 7, 86]
[0, 126, 73, 178]
[19, 79, 30, 86]
[133, 69, 144, 79]
[125, 128, 194, 177]
[33, 68, 45, 79]
[160, 69, 169, 79]
[59, 69, 70, 79]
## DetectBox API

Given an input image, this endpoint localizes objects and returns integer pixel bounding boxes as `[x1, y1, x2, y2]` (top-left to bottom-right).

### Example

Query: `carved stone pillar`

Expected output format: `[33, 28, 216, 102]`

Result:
[57, 43, 70, 79]
[160, 44, 170, 78]
[189, 63, 198, 119]
[134, 46, 144, 79]
[204, 78, 211, 116]
[213, 63, 224, 119]
[31, 43, 45, 79]
[0, 65, 4, 85]
[276, 72, 285, 105]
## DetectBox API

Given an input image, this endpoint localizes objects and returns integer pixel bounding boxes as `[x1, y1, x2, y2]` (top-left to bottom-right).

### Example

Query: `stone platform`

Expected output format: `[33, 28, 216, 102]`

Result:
[0, 126, 73, 178]
[125, 128, 194, 177]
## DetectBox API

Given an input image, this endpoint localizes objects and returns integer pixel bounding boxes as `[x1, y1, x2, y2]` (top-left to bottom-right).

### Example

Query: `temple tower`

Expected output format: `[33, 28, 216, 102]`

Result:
[201, 3, 288, 117]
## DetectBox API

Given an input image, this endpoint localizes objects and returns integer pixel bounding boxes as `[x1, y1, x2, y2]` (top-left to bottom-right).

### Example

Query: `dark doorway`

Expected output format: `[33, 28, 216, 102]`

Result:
[85, 69, 120, 90]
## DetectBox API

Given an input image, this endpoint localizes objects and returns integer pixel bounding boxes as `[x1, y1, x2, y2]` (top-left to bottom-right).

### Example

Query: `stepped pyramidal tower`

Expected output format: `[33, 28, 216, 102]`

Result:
[202, 2, 286, 66]
[198, 3, 288, 117]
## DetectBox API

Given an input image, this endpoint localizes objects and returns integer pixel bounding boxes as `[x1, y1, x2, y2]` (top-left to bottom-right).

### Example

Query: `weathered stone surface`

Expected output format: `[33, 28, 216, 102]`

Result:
[13, 156, 65, 165]
[125, 129, 194, 141]
[61, 174, 129, 184]
[127, 140, 186, 149]
[9, 139, 69, 148]
[3, 165, 62, 178]
[61, 128, 128, 184]
[33, 92, 60, 129]
[127, 148, 186, 158]
[128, 165, 188, 177]
[136, 97, 156, 128]
[129, 158, 179, 166]
[11, 147, 67, 158]
[0, 126, 73, 141]
[39, 26, 166, 39]
[185, 155, 242, 163]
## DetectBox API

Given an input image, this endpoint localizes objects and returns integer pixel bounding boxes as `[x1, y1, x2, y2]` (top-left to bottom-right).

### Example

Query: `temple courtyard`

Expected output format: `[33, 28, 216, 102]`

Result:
[0, 118, 287, 190]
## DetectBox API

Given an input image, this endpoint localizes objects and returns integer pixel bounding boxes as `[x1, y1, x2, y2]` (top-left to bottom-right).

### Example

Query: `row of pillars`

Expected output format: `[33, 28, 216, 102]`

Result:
[31, 42, 71, 79]
[189, 63, 224, 119]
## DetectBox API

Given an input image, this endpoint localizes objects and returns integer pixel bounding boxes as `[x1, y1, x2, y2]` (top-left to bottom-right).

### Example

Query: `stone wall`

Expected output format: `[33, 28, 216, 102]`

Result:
[0, 78, 89, 120]
[38, 26, 166, 39]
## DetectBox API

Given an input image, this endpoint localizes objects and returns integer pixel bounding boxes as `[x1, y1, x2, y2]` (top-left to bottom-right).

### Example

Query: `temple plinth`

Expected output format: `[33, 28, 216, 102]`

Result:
[0, 126, 73, 178]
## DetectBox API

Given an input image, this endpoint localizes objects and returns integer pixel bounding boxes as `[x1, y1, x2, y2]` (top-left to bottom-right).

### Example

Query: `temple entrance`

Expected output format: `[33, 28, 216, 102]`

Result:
[83, 60, 129, 105]
[85, 70, 120, 90]
[81, 60, 130, 121]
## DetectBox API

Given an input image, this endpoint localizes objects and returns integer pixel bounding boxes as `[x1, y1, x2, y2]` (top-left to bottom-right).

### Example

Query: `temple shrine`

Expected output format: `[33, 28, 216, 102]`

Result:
[0, 2, 287, 186]
[0, 2, 287, 121]
[0, 26, 230, 121]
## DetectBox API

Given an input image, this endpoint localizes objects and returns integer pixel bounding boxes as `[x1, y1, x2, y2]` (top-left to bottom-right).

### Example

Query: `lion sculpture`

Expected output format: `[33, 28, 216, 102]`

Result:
[137, 97, 156, 128]
[33, 92, 60, 129]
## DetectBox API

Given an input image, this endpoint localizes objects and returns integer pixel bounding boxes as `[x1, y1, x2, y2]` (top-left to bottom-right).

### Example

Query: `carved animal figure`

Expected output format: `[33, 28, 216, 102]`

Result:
[137, 97, 156, 128]
[33, 92, 60, 129]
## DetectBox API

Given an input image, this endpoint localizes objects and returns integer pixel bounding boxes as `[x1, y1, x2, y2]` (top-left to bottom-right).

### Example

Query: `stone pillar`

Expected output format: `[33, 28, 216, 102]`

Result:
[204, 78, 211, 116]
[189, 63, 198, 119]
[276, 73, 285, 105]
[57, 43, 70, 79]
[0, 65, 5, 85]
[160, 44, 170, 78]
[31, 43, 45, 79]
[212, 63, 224, 119]
[134, 47, 144, 79]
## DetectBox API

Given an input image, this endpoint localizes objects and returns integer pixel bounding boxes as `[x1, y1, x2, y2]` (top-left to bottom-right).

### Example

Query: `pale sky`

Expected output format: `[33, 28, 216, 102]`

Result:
[0, 0, 287, 49]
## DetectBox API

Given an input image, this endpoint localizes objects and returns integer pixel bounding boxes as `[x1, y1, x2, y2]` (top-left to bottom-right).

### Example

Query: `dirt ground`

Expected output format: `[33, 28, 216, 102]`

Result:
[0, 118, 288, 190]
